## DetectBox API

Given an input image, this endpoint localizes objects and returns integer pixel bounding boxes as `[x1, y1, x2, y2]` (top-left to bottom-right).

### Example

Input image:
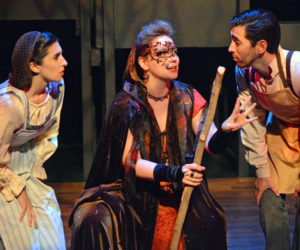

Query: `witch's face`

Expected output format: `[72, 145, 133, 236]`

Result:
[142, 35, 180, 82]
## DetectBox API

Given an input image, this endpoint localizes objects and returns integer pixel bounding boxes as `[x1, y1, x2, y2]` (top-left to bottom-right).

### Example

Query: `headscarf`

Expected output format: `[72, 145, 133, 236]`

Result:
[9, 31, 41, 89]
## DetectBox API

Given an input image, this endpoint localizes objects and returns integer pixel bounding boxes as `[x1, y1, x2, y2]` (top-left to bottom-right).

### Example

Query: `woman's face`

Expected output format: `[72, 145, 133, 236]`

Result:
[142, 35, 179, 82]
[37, 41, 68, 83]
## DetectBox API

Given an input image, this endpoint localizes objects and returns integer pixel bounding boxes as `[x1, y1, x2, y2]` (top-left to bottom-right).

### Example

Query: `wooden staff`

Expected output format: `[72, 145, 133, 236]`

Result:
[170, 66, 226, 250]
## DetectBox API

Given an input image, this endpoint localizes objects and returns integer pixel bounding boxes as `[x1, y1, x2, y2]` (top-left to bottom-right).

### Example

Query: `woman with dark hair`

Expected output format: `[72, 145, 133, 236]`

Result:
[0, 31, 68, 249]
[69, 20, 256, 250]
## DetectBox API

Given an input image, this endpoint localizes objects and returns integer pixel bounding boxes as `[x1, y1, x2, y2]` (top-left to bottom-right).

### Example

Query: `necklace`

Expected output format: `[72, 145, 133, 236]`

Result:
[146, 91, 169, 101]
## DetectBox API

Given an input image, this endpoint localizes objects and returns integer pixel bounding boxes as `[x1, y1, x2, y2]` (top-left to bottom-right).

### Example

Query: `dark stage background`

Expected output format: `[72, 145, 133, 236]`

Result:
[0, 0, 299, 182]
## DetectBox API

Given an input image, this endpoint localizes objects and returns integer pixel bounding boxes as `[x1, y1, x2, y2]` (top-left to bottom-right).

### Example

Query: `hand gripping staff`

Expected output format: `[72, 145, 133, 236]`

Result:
[170, 66, 226, 250]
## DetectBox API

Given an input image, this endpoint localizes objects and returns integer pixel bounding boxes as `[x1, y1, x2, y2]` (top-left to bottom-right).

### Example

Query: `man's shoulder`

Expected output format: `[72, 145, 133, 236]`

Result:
[282, 48, 300, 62]
[291, 51, 300, 65]
[284, 50, 300, 80]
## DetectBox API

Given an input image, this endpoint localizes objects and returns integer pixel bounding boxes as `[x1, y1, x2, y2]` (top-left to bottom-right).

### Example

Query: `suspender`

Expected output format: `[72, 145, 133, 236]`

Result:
[286, 51, 298, 97]
[286, 51, 293, 87]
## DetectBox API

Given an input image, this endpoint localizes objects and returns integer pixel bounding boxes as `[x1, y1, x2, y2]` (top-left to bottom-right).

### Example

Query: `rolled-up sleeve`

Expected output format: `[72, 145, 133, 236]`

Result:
[236, 67, 270, 178]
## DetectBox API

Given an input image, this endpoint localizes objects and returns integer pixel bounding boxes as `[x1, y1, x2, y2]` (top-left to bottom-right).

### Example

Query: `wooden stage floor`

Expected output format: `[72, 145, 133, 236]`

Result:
[50, 178, 297, 250]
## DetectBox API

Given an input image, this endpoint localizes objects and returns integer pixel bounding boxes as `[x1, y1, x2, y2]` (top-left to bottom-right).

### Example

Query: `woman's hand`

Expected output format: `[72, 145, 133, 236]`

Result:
[16, 189, 37, 229]
[182, 163, 205, 186]
[221, 96, 258, 132]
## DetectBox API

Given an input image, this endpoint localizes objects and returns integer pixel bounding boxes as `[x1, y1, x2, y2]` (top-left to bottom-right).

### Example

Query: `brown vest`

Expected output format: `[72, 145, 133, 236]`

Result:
[247, 49, 300, 193]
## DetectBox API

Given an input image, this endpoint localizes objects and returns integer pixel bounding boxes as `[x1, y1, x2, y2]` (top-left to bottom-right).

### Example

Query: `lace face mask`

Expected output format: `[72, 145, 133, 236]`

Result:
[146, 41, 178, 69]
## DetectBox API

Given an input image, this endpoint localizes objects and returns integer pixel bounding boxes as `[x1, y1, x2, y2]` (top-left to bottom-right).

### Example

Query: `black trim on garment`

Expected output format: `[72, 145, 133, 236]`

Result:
[153, 164, 183, 182]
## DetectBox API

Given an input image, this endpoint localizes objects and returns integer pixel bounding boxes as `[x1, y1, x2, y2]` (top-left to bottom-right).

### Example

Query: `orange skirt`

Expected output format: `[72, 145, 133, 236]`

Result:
[152, 203, 184, 250]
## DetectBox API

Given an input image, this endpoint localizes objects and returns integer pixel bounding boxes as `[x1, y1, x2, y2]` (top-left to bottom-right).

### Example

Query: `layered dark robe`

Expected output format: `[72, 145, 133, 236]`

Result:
[69, 80, 227, 250]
